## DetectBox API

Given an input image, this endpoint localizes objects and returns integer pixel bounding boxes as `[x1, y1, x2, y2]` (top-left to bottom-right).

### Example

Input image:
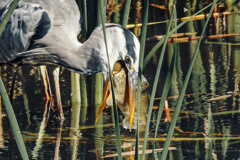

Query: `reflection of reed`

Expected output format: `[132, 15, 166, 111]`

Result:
[0, 75, 5, 148]
[18, 67, 31, 125]
[80, 75, 88, 125]
[218, 46, 240, 158]
[94, 142, 103, 160]
[69, 72, 81, 160]
[69, 134, 79, 160]
[93, 75, 104, 158]
[32, 100, 52, 159]
[205, 46, 216, 159]
[232, 46, 240, 109]
[54, 122, 63, 160]
[102, 147, 176, 158]
[182, 2, 208, 135]
[204, 108, 215, 159]
[213, 40, 231, 159]
[205, 47, 217, 157]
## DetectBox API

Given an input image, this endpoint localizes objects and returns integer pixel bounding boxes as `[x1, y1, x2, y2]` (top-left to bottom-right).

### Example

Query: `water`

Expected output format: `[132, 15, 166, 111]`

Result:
[0, 41, 239, 159]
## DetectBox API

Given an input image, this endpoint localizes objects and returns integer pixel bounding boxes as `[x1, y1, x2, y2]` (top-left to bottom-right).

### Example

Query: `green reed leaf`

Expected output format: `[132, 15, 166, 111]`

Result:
[99, 1, 122, 159]
[122, 0, 131, 28]
[141, 2, 175, 158]
[136, 0, 149, 159]
[151, 4, 178, 159]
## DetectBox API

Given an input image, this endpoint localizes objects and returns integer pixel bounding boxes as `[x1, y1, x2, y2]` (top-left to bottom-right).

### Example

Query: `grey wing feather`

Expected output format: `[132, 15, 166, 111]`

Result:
[0, 1, 50, 64]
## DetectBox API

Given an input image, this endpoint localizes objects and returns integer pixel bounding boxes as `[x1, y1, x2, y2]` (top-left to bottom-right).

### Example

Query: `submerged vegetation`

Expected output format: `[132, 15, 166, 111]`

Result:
[0, 0, 240, 159]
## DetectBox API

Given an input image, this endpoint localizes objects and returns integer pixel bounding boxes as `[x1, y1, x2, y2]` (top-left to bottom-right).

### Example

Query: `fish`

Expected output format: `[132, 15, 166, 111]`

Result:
[109, 68, 149, 132]
[95, 61, 149, 132]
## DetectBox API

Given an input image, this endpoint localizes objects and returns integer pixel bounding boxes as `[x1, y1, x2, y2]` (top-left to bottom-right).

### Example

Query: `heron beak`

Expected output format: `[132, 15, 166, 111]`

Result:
[127, 67, 137, 132]
[95, 62, 122, 124]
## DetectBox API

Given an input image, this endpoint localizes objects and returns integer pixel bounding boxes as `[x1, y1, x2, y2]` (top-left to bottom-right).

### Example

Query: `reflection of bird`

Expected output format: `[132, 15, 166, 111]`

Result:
[0, 0, 139, 126]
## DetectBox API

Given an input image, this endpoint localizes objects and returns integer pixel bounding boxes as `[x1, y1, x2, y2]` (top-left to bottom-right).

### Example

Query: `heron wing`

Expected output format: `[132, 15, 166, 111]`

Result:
[0, 1, 50, 64]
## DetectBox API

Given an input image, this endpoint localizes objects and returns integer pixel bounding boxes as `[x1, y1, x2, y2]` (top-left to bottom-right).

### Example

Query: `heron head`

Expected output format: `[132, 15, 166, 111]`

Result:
[96, 43, 139, 131]
[94, 24, 140, 131]
[113, 58, 138, 131]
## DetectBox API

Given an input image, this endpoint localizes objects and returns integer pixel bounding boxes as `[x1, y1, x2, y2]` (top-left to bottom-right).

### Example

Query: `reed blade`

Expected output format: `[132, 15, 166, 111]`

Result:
[99, 1, 122, 159]
[151, 4, 178, 159]
[135, 0, 149, 159]
[141, 2, 175, 158]
[122, 0, 131, 28]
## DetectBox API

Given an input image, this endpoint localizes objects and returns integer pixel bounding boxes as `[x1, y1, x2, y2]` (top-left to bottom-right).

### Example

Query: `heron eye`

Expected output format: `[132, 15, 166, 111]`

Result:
[125, 56, 131, 64]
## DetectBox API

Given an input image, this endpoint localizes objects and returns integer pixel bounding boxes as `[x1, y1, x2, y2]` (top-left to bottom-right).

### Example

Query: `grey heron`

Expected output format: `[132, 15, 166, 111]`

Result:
[0, 0, 140, 128]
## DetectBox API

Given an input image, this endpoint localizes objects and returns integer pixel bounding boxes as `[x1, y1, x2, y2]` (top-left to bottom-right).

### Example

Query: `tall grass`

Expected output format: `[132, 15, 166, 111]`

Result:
[150, 4, 178, 159]
[160, 1, 219, 159]
[141, 2, 178, 157]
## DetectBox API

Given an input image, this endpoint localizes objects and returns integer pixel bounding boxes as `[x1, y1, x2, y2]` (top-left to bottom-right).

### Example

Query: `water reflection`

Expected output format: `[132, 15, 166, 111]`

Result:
[1, 32, 240, 160]
[32, 100, 52, 159]
[0, 98, 4, 149]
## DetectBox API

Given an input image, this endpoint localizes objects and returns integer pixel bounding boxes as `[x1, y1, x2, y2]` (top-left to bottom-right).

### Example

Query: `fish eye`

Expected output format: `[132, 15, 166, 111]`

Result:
[125, 56, 131, 64]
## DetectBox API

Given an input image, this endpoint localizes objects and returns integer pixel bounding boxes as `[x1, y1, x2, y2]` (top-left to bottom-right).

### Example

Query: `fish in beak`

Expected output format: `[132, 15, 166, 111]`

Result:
[95, 60, 138, 132]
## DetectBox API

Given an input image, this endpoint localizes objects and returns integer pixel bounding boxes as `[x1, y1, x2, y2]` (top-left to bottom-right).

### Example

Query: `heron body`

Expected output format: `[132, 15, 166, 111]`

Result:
[0, 0, 80, 63]
[0, 0, 140, 127]
[0, 0, 139, 76]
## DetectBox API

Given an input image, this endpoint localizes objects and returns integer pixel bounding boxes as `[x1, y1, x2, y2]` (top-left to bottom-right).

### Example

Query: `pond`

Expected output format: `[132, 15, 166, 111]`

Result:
[0, 40, 239, 159]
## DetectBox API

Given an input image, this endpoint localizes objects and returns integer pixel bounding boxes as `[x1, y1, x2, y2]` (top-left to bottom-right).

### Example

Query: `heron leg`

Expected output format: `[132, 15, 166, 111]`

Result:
[53, 67, 65, 120]
[40, 66, 53, 101]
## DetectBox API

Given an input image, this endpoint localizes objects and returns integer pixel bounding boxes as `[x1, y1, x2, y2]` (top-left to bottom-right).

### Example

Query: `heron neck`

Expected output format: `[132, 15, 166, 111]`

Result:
[60, 41, 102, 75]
